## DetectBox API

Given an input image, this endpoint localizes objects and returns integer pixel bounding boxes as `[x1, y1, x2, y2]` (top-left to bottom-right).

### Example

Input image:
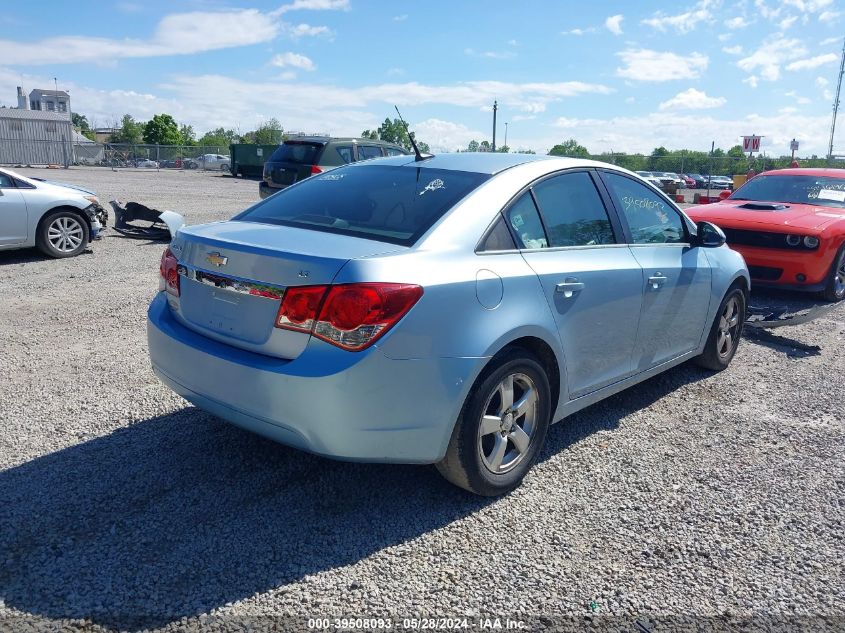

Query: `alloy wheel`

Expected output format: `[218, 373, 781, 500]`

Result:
[716, 296, 741, 359]
[47, 216, 84, 253]
[477, 373, 539, 475]
[835, 253, 845, 298]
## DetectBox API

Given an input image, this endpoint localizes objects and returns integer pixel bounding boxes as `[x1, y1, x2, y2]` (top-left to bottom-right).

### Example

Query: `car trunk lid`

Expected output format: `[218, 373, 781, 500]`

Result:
[169, 220, 404, 358]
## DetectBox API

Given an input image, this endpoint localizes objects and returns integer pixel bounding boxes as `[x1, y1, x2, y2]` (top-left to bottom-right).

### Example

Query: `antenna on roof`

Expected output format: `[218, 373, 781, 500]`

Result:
[394, 105, 431, 162]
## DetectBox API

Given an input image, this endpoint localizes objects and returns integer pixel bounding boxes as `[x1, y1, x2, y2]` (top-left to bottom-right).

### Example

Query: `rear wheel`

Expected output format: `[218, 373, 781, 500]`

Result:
[821, 244, 845, 302]
[695, 286, 746, 371]
[436, 349, 551, 496]
[37, 210, 89, 258]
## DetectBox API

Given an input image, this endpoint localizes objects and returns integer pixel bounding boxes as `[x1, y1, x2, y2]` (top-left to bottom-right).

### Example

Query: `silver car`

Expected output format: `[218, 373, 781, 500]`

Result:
[147, 153, 749, 495]
[0, 167, 107, 258]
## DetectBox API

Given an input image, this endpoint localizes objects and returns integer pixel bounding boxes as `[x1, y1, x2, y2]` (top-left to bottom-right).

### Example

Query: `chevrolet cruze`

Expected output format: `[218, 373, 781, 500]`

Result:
[147, 153, 749, 495]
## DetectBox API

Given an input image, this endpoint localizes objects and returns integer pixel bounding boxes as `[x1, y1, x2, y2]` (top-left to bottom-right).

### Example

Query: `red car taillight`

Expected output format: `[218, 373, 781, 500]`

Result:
[159, 247, 180, 297]
[275, 283, 423, 351]
[310, 164, 323, 175]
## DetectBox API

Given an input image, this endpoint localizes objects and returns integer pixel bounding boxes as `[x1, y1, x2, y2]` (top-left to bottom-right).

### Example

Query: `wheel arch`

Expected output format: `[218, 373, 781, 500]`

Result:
[35, 204, 92, 236]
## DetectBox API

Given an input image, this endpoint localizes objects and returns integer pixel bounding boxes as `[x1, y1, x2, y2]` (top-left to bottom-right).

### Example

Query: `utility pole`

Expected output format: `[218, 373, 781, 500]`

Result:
[828, 38, 845, 163]
[504, 122, 508, 149]
[492, 100, 497, 152]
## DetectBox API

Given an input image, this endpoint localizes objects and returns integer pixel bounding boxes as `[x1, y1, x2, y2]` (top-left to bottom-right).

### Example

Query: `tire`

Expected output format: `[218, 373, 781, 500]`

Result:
[694, 286, 746, 371]
[821, 244, 845, 302]
[220, 164, 229, 172]
[436, 349, 552, 496]
[36, 210, 90, 258]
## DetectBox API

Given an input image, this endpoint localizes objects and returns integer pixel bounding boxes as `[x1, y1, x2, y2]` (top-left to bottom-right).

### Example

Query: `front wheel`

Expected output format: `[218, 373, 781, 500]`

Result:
[436, 349, 551, 496]
[37, 210, 89, 258]
[694, 286, 746, 371]
[821, 244, 845, 302]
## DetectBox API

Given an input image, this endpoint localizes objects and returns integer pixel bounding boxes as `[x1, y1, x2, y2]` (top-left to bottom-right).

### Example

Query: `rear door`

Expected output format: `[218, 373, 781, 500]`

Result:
[357, 145, 385, 161]
[0, 172, 28, 245]
[598, 170, 712, 371]
[512, 170, 644, 398]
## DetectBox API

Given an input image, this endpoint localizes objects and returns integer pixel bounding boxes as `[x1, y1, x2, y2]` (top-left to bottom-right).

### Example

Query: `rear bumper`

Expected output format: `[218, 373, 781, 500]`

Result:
[147, 293, 481, 463]
[258, 181, 284, 199]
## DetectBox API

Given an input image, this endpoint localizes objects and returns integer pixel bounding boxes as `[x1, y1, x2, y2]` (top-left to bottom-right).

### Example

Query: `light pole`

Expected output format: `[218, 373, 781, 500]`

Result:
[492, 100, 498, 151]
[504, 122, 508, 150]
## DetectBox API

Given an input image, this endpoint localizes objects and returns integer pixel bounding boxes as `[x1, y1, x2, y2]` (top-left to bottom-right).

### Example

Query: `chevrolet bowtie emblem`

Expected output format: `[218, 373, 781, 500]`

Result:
[206, 251, 228, 267]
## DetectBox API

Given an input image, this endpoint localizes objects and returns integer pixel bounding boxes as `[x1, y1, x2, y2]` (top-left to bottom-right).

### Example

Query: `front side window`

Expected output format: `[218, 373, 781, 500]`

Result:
[506, 192, 547, 249]
[603, 172, 686, 244]
[235, 165, 491, 246]
[531, 172, 615, 247]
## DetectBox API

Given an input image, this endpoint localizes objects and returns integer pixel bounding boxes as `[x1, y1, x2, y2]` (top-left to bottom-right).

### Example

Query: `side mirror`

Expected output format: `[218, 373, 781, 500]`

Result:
[695, 221, 726, 248]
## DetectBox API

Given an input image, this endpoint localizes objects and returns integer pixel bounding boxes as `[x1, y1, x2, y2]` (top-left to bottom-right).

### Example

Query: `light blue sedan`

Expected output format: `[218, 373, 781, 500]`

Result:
[147, 153, 749, 495]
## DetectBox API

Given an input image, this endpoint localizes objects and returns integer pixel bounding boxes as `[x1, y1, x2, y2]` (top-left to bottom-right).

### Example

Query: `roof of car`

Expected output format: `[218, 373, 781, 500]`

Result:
[756, 168, 845, 178]
[285, 136, 405, 147]
[366, 152, 560, 175]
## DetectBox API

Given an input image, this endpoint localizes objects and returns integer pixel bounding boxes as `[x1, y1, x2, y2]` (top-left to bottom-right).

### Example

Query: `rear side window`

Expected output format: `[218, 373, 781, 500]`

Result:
[269, 142, 324, 164]
[235, 165, 491, 246]
[358, 146, 384, 160]
[335, 146, 354, 164]
[532, 172, 615, 247]
[478, 216, 517, 252]
[0, 173, 13, 188]
[506, 192, 547, 249]
[385, 147, 405, 157]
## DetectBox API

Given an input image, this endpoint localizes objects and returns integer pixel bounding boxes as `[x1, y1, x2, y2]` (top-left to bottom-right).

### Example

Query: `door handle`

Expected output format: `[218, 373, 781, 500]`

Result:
[648, 273, 668, 290]
[555, 278, 585, 298]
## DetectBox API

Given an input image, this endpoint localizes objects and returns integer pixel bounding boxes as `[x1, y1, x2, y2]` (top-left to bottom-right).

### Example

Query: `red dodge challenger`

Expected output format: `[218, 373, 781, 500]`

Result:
[687, 168, 845, 301]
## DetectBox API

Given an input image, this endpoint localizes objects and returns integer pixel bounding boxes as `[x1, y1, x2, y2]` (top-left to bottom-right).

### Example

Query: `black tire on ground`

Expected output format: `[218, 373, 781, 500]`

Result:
[36, 210, 90, 259]
[694, 285, 746, 371]
[821, 244, 845, 302]
[436, 348, 552, 496]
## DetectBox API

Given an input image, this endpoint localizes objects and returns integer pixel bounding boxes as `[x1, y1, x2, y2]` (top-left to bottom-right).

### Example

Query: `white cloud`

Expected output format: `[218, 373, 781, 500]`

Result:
[743, 75, 760, 87]
[820, 36, 843, 45]
[786, 52, 838, 70]
[782, 0, 832, 12]
[722, 45, 743, 55]
[642, 1, 714, 34]
[785, 90, 812, 105]
[273, 0, 349, 14]
[0, 9, 281, 65]
[278, 71, 297, 81]
[286, 23, 332, 37]
[411, 118, 488, 152]
[816, 76, 830, 87]
[737, 37, 807, 81]
[605, 14, 624, 35]
[545, 111, 833, 155]
[562, 28, 591, 35]
[616, 49, 708, 81]
[508, 39, 518, 46]
[779, 15, 798, 29]
[726, 16, 749, 29]
[819, 10, 841, 21]
[659, 88, 727, 111]
[754, 0, 782, 20]
[270, 52, 316, 71]
[780, 106, 798, 113]
[464, 48, 516, 60]
[393, 14, 408, 21]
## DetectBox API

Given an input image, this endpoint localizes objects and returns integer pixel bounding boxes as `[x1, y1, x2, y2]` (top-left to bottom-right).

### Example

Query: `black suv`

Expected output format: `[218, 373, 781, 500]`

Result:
[259, 136, 408, 199]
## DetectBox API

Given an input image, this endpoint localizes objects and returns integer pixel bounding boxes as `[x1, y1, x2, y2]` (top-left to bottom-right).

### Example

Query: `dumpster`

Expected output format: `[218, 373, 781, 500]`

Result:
[733, 174, 747, 190]
[229, 144, 279, 178]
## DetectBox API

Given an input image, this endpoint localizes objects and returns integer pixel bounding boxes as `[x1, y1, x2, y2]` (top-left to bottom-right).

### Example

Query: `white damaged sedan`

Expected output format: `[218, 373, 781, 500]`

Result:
[0, 167, 107, 258]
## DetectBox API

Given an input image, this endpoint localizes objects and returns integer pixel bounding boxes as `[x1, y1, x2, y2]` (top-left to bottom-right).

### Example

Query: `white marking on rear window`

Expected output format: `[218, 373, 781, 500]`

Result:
[319, 173, 344, 181]
[817, 188, 845, 202]
[420, 178, 445, 195]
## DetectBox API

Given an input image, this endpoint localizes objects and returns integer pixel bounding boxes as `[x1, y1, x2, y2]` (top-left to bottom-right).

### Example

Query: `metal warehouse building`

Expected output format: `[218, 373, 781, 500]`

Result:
[0, 109, 73, 166]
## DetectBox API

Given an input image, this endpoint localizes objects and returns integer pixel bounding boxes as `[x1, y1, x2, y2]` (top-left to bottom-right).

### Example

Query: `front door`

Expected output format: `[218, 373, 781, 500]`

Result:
[0, 173, 28, 245]
[599, 171, 712, 370]
[506, 171, 644, 398]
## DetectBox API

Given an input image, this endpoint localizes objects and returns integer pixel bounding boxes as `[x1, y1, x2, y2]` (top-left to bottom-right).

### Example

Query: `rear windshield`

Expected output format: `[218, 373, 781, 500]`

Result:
[269, 141, 324, 164]
[234, 164, 491, 245]
[731, 174, 845, 209]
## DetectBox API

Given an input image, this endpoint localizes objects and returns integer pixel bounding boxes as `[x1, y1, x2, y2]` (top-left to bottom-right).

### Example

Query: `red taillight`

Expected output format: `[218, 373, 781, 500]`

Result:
[274, 283, 423, 351]
[159, 247, 180, 296]
[310, 164, 323, 175]
[275, 285, 328, 331]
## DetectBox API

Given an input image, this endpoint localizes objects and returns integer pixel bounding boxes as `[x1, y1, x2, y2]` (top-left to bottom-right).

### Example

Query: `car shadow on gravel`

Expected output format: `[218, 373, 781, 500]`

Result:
[0, 247, 94, 265]
[0, 409, 493, 630]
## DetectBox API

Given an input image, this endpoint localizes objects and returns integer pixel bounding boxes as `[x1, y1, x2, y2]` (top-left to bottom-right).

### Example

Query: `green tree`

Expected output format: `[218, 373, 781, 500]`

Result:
[71, 112, 90, 132]
[143, 114, 182, 145]
[198, 127, 240, 146]
[465, 140, 480, 152]
[242, 118, 284, 145]
[360, 117, 431, 153]
[548, 138, 590, 158]
[109, 114, 144, 144]
[179, 124, 196, 146]
[497, 145, 510, 153]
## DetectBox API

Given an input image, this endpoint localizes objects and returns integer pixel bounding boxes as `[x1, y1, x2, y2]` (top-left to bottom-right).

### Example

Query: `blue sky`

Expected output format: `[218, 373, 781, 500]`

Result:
[1, 0, 843, 155]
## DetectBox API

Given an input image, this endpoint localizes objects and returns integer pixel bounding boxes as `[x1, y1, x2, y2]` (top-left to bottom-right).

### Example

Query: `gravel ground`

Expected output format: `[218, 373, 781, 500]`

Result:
[0, 167, 843, 632]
